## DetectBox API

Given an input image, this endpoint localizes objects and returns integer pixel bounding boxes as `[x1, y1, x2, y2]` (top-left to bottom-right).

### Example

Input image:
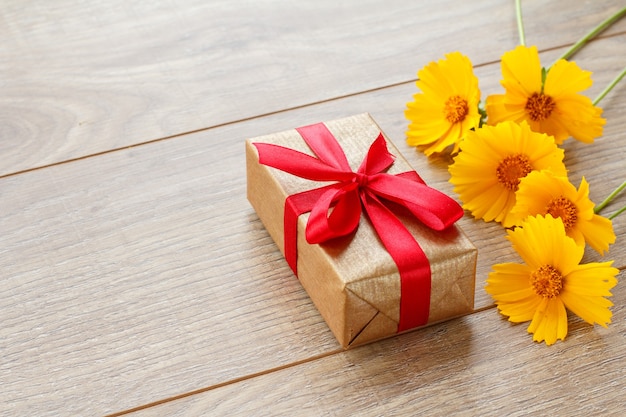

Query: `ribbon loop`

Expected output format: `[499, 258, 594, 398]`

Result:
[306, 185, 362, 244]
[253, 122, 463, 331]
[357, 133, 396, 175]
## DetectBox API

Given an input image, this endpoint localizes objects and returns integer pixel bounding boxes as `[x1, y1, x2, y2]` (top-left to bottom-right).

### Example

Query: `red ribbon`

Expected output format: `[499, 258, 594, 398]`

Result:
[253, 122, 463, 332]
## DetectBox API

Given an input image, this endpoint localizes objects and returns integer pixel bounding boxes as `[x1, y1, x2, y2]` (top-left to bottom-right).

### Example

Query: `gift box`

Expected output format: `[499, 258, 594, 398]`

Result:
[246, 113, 477, 348]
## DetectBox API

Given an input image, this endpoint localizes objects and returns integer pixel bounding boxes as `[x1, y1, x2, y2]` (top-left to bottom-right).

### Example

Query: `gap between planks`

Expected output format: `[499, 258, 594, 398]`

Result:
[100, 306, 518, 416]
[100, 260, 624, 417]
[3, 31, 624, 182]
[103, 349, 344, 417]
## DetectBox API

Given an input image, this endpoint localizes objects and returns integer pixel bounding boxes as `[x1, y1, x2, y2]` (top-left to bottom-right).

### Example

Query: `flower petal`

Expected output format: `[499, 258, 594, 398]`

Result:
[544, 59, 593, 97]
[527, 297, 568, 345]
[576, 214, 616, 255]
[500, 45, 543, 96]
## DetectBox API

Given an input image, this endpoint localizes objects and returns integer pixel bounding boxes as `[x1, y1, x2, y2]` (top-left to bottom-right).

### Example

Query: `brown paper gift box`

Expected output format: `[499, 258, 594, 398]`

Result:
[246, 113, 477, 348]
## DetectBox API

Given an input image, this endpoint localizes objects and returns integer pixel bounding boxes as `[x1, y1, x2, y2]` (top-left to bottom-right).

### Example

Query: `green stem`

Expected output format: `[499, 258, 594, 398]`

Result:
[609, 205, 626, 220]
[478, 102, 487, 127]
[555, 7, 626, 63]
[595, 180, 626, 214]
[593, 66, 626, 106]
[515, 0, 526, 46]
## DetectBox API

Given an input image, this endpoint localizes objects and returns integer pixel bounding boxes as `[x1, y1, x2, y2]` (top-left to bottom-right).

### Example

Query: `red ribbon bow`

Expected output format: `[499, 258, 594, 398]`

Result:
[254, 122, 463, 331]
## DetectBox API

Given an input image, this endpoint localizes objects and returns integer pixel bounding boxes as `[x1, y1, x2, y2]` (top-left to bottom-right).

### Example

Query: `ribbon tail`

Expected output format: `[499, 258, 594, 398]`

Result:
[367, 173, 464, 230]
[357, 133, 396, 174]
[361, 191, 431, 331]
[396, 170, 425, 184]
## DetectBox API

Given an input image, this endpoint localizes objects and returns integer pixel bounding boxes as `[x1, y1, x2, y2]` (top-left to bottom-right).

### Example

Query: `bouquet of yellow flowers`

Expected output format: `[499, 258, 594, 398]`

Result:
[405, 2, 625, 345]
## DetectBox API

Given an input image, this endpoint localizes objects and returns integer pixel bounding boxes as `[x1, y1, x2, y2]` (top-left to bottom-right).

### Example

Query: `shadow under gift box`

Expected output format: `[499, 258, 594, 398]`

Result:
[246, 113, 477, 348]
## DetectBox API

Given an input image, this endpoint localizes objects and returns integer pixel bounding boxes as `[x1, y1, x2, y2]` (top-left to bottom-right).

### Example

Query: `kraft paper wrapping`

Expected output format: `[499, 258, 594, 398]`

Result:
[246, 113, 477, 348]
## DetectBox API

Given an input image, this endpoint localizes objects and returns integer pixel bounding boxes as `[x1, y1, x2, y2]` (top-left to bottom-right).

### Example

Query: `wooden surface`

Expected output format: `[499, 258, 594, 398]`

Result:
[1, 1, 625, 416]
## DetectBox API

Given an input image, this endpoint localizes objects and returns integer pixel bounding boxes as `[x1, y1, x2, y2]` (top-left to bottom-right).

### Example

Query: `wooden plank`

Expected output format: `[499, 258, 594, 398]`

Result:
[125, 269, 626, 417]
[0, 134, 340, 416]
[1, 37, 625, 416]
[1, 0, 625, 176]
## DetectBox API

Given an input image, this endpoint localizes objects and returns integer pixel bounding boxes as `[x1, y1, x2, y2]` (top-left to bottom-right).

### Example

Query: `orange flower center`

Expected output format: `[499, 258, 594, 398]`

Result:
[546, 196, 578, 231]
[530, 265, 564, 298]
[444, 95, 469, 124]
[525, 92, 556, 121]
[496, 154, 533, 191]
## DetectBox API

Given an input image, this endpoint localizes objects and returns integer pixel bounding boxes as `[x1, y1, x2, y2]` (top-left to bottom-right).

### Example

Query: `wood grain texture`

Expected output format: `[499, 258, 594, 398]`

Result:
[1, 0, 625, 176]
[128, 270, 626, 417]
[0, 135, 340, 416]
[2, 33, 626, 416]
[1, 2, 625, 416]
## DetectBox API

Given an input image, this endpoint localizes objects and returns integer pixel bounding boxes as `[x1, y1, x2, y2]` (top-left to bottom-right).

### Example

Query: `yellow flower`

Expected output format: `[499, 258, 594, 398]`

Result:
[486, 45, 605, 144]
[405, 52, 481, 156]
[486, 214, 618, 345]
[448, 120, 567, 227]
[510, 170, 616, 255]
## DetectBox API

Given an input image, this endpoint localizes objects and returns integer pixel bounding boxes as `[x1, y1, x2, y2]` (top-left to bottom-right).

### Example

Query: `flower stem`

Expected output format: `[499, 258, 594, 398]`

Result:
[515, 0, 526, 46]
[555, 7, 626, 63]
[593, 66, 626, 106]
[609, 205, 626, 220]
[595, 180, 626, 214]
